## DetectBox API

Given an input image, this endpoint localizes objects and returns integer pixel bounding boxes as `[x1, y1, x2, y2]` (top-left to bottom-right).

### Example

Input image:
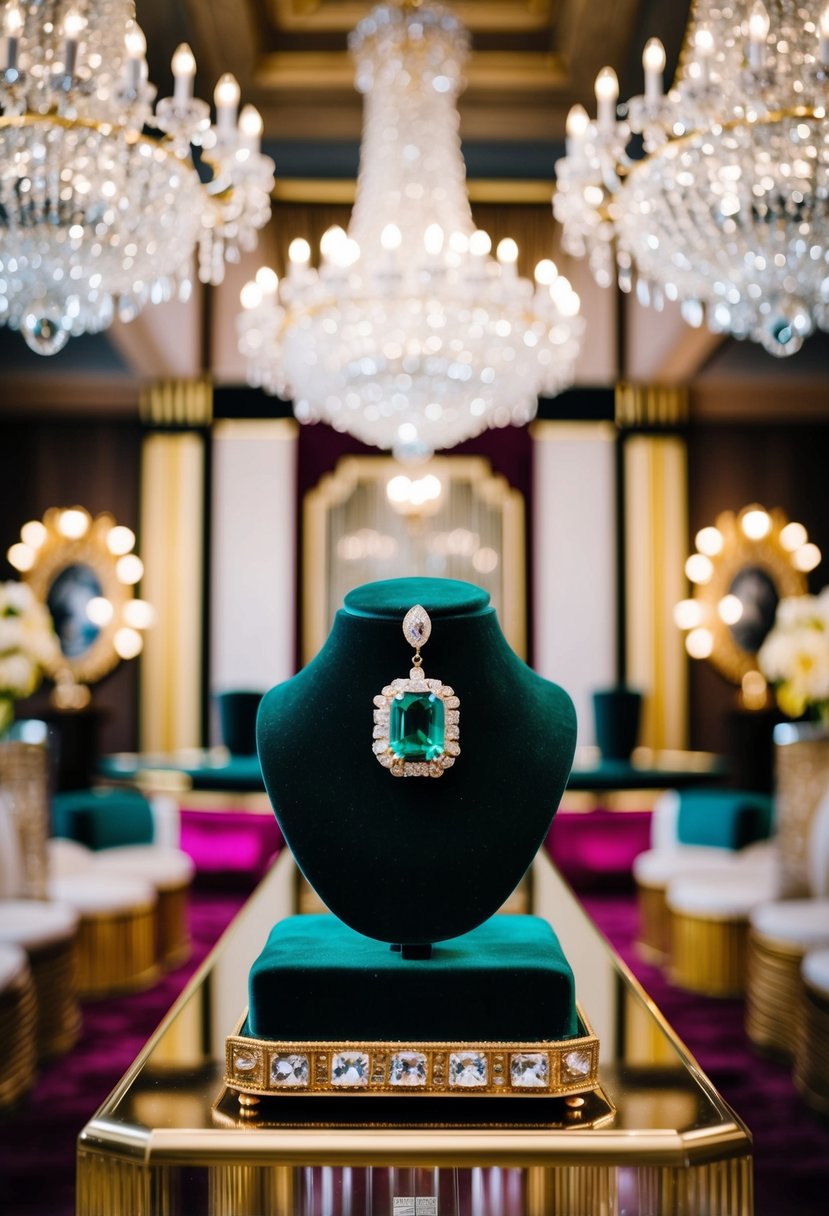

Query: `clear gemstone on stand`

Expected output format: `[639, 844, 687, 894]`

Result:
[331, 1052, 370, 1086]
[562, 1049, 591, 1079]
[270, 1053, 309, 1088]
[233, 1050, 258, 1074]
[389, 1052, 427, 1087]
[449, 1051, 487, 1088]
[510, 1052, 549, 1088]
[403, 604, 432, 649]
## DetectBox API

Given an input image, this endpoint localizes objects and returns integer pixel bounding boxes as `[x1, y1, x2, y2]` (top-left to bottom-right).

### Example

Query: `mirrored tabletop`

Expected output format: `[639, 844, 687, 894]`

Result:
[77, 851, 752, 1216]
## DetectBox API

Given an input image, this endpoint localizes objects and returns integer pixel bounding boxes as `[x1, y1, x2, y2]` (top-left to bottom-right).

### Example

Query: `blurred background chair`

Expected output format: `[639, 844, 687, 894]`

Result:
[794, 947, 829, 1114]
[0, 944, 37, 1111]
[632, 787, 775, 962]
[745, 790, 829, 1056]
[49, 785, 195, 978]
[0, 793, 81, 1058]
[215, 689, 264, 755]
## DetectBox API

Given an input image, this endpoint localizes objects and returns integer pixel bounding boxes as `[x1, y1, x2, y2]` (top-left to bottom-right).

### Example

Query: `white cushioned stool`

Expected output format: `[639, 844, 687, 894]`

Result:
[91, 846, 195, 969]
[747, 900, 829, 1056]
[794, 948, 829, 1114]
[0, 943, 37, 1109]
[666, 870, 780, 996]
[48, 873, 159, 998]
[0, 899, 81, 1058]
[632, 847, 738, 962]
[47, 837, 94, 879]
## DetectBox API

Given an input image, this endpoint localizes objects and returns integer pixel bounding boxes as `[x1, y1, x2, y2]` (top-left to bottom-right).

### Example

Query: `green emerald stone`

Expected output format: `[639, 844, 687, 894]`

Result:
[389, 692, 445, 761]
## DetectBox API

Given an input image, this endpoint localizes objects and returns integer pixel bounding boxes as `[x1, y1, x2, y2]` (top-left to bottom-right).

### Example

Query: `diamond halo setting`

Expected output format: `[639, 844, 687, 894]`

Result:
[373, 604, 460, 778]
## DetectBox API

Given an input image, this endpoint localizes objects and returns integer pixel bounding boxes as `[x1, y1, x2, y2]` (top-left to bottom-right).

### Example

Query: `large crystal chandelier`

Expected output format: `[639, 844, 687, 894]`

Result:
[554, 0, 829, 357]
[239, 1, 582, 461]
[0, 0, 274, 354]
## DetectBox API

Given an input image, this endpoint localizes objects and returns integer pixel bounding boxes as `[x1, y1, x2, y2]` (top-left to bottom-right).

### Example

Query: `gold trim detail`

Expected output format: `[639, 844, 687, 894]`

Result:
[615, 383, 689, 429]
[668, 911, 749, 998]
[746, 927, 808, 1057]
[272, 178, 554, 205]
[73, 902, 159, 1000]
[224, 1012, 599, 1101]
[140, 378, 214, 429]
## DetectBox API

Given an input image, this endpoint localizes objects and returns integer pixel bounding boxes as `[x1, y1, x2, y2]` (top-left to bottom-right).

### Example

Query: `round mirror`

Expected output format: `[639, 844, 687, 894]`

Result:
[6, 506, 154, 695]
[727, 566, 780, 655]
[676, 505, 816, 689]
[47, 563, 104, 659]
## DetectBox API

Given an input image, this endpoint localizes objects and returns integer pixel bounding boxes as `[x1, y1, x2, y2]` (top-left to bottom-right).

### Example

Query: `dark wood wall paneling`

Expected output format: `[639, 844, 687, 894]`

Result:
[0, 418, 143, 755]
[686, 422, 829, 783]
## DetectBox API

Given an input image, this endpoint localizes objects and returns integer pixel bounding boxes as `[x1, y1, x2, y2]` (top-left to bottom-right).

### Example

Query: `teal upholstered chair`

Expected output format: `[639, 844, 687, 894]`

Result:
[216, 690, 264, 755]
[52, 786, 155, 850]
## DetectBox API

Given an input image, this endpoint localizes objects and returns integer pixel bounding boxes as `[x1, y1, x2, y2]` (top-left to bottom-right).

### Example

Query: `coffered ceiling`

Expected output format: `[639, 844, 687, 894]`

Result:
[138, 0, 687, 152]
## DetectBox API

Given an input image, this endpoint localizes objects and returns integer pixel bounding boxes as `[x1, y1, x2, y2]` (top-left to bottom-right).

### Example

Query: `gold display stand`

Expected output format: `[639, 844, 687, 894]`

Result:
[76, 851, 753, 1216]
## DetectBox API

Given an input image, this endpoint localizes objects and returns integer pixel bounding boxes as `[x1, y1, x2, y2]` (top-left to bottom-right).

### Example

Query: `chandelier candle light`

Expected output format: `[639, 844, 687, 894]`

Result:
[239, 1, 583, 460]
[554, 0, 829, 356]
[0, 0, 274, 354]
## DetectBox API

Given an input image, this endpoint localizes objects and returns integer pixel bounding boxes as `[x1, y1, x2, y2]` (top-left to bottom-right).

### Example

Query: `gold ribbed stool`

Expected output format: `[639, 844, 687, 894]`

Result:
[632, 847, 738, 963]
[666, 870, 778, 997]
[0, 899, 81, 1058]
[747, 900, 829, 1056]
[49, 874, 159, 998]
[0, 944, 37, 1109]
[795, 948, 829, 1113]
[90, 846, 195, 969]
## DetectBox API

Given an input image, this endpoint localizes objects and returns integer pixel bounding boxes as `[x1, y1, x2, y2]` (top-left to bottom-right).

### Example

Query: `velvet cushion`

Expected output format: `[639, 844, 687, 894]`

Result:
[51, 787, 154, 849]
[257, 578, 577, 945]
[676, 789, 775, 850]
[248, 913, 577, 1042]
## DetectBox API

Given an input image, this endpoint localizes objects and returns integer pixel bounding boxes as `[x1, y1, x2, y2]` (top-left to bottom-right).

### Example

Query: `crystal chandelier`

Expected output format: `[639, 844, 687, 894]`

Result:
[239, 1, 583, 461]
[0, 0, 274, 354]
[553, 0, 829, 357]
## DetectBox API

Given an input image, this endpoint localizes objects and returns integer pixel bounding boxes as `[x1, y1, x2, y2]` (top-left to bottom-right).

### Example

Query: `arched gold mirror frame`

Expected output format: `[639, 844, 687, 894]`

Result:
[7, 507, 153, 696]
[676, 504, 819, 691]
[303, 455, 525, 665]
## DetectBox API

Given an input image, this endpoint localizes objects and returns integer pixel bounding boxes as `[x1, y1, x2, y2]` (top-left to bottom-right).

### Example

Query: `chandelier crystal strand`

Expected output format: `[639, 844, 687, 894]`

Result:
[239, 2, 583, 461]
[553, 0, 829, 357]
[0, 0, 274, 354]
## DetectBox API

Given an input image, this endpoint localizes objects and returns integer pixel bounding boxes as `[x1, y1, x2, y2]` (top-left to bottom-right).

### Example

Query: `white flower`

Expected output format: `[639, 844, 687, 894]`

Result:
[759, 588, 829, 719]
[0, 652, 37, 698]
[0, 580, 58, 705]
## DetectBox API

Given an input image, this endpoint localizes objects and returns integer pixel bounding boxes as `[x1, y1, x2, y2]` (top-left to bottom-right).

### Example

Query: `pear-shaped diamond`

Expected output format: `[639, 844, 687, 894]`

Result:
[403, 604, 431, 649]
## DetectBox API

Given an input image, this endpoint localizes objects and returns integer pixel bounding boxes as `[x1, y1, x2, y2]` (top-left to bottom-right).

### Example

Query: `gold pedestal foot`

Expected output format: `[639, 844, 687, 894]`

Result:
[237, 1092, 261, 1116]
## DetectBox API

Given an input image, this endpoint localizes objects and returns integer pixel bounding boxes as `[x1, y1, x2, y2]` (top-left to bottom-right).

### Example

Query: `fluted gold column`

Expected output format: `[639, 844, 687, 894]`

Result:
[617, 384, 689, 751]
[139, 380, 211, 752]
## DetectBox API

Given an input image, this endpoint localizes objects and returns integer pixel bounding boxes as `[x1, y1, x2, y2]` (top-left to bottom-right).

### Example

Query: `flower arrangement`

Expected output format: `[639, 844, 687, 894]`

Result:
[758, 588, 829, 722]
[0, 581, 60, 735]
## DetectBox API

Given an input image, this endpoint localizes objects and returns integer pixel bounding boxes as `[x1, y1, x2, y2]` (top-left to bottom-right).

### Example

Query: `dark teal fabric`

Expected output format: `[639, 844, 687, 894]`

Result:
[51, 787, 154, 849]
[257, 578, 577, 945]
[97, 754, 265, 792]
[675, 789, 775, 849]
[248, 913, 578, 1041]
[216, 690, 264, 755]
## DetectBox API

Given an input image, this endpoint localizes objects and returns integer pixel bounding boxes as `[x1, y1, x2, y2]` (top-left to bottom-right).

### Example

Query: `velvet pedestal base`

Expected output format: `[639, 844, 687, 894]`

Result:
[248, 913, 577, 1042]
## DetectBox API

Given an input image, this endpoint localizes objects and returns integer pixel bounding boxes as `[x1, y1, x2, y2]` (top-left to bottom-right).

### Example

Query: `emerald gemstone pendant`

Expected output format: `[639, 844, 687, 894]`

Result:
[372, 604, 460, 778]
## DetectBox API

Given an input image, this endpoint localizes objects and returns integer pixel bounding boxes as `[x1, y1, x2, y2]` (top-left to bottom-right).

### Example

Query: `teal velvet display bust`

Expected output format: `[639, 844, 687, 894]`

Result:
[257, 577, 577, 946]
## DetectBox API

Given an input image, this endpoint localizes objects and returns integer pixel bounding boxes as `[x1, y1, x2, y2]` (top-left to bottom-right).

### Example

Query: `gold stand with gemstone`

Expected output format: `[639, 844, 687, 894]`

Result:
[373, 604, 460, 778]
[224, 1008, 599, 1103]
